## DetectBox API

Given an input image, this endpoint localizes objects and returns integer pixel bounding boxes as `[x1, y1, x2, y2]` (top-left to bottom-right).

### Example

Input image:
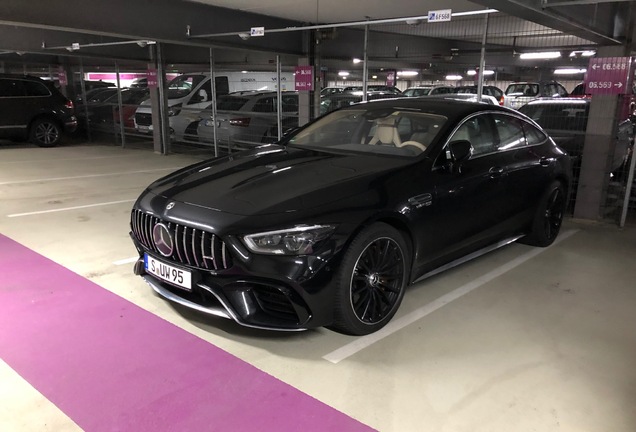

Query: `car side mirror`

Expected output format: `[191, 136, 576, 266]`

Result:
[447, 140, 473, 173]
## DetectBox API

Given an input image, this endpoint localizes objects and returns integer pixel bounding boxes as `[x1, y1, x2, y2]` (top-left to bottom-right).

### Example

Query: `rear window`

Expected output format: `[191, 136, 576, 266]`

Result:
[217, 96, 249, 111]
[505, 84, 539, 97]
[519, 103, 589, 131]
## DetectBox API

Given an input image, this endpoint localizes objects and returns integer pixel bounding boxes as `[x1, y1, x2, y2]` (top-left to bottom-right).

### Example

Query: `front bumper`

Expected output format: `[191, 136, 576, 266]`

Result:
[131, 232, 341, 331]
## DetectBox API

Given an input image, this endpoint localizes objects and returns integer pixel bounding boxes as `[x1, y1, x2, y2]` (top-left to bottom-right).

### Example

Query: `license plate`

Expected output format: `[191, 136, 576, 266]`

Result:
[144, 253, 192, 291]
[137, 125, 152, 133]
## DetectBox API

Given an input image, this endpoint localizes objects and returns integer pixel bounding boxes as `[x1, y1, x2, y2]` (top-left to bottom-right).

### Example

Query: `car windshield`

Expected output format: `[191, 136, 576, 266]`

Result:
[287, 108, 447, 157]
[167, 74, 205, 99]
[506, 84, 540, 96]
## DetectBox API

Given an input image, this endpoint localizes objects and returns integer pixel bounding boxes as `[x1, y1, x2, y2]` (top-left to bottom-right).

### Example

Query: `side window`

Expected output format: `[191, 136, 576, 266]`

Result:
[557, 84, 568, 96]
[252, 97, 274, 113]
[281, 95, 298, 112]
[493, 114, 526, 150]
[450, 114, 496, 157]
[23, 81, 51, 97]
[188, 81, 212, 104]
[523, 122, 548, 146]
[0, 79, 25, 97]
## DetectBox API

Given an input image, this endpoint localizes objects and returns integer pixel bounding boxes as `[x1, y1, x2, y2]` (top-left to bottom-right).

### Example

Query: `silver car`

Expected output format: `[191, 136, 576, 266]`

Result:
[197, 91, 299, 147]
[503, 81, 568, 110]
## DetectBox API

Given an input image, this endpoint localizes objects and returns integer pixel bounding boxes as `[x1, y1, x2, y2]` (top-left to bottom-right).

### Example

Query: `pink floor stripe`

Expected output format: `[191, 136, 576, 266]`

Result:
[0, 234, 374, 432]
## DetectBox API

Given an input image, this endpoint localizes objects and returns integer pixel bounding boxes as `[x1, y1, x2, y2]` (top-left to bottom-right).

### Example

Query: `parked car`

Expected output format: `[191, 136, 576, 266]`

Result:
[196, 91, 299, 146]
[320, 87, 344, 96]
[424, 93, 500, 105]
[454, 85, 504, 103]
[402, 85, 454, 97]
[519, 97, 633, 172]
[569, 82, 589, 98]
[320, 92, 401, 115]
[130, 98, 571, 335]
[83, 88, 149, 131]
[343, 85, 402, 95]
[503, 81, 568, 109]
[0, 73, 77, 147]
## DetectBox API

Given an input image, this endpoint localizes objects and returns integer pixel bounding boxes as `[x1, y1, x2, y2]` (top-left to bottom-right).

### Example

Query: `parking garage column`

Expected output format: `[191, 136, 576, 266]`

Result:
[573, 45, 629, 220]
[147, 44, 166, 154]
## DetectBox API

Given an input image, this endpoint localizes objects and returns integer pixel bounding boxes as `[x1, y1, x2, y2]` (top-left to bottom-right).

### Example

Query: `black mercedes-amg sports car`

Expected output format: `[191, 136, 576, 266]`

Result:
[130, 97, 571, 335]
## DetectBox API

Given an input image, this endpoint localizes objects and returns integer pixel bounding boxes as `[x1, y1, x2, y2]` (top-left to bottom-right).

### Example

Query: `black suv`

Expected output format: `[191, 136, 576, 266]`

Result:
[0, 74, 78, 147]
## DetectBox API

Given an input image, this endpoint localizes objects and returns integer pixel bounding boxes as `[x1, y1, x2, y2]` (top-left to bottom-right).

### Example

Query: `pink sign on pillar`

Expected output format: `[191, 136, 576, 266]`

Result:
[386, 70, 396, 87]
[147, 68, 158, 89]
[584, 56, 633, 95]
[58, 66, 68, 86]
[295, 66, 314, 91]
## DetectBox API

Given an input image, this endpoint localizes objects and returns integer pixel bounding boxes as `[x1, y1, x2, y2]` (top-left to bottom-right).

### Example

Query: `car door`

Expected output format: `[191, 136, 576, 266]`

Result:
[420, 113, 509, 265]
[0, 78, 27, 131]
[491, 113, 553, 229]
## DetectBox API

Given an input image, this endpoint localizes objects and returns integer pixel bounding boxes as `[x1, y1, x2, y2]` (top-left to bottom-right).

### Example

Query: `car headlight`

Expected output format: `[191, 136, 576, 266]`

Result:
[242, 225, 336, 255]
[203, 118, 215, 127]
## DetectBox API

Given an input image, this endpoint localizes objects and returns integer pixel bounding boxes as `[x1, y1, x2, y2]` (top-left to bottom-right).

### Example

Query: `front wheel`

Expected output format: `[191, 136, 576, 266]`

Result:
[331, 223, 409, 335]
[522, 181, 566, 247]
[30, 118, 62, 147]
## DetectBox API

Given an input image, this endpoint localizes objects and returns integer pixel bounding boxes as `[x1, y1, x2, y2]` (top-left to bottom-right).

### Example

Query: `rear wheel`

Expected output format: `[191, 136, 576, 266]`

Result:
[30, 118, 62, 147]
[522, 181, 566, 247]
[331, 223, 409, 335]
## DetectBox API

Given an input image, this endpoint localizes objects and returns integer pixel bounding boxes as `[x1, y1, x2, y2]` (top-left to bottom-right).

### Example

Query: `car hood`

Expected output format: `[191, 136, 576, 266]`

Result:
[147, 146, 413, 216]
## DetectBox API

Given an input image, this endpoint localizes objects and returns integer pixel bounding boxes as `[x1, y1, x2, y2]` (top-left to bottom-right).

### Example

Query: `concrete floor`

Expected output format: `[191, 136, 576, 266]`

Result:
[1, 141, 635, 432]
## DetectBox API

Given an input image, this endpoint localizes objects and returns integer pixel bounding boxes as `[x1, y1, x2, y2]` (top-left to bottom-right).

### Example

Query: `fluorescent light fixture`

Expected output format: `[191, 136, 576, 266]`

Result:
[519, 51, 561, 60]
[352, 58, 361, 64]
[372, 75, 378, 79]
[397, 71, 418, 77]
[338, 71, 350, 77]
[241, 70, 248, 73]
[466, 70, 494, 76]
[445, 74, 463, 81]
[569, 50, 595, 57]
[554, 68, 586, 75]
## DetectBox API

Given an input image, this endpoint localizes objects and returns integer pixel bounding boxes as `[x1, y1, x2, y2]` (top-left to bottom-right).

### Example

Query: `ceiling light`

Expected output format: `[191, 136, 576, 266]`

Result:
[372, 75, 377, 79]
[352, 58, 361, 64]
[241, 70, 248, 73]
[569, 50, 595, 57]
[519, 51, 561, 60]
[554, 68, 587, 75]
[338, 71, 350, 77]
[466, 70, 494, 76]
[445, 75, 463, 81]
[397, 71, 418, 77]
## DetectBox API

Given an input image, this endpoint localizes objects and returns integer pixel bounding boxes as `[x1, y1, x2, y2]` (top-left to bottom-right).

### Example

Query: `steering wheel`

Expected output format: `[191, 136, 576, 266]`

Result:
[397, 141, 427, 153]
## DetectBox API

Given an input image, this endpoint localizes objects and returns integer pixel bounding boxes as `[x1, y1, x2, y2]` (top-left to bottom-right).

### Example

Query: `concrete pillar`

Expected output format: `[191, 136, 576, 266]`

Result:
[297, 57, 311, 127]
[573, 45, 629, 220]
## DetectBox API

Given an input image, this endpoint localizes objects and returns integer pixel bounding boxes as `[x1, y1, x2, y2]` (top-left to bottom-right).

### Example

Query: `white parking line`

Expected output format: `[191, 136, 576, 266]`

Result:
[0, 167, 182, 185]
[7, 199, 136, 217]
[322, 229, 579, 364]
[113, 257, 139, 266]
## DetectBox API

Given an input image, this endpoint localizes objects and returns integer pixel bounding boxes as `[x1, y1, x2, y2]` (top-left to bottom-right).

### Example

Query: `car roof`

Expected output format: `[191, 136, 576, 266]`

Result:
[337, 96, 513, 119]
[523, 97, 590, 106]
[0, 73, 46, 82]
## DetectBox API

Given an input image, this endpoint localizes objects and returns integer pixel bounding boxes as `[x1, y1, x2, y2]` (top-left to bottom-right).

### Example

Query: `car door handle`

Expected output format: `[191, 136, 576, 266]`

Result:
[539, 157, 551, 167]
[489, 166, 504, 178]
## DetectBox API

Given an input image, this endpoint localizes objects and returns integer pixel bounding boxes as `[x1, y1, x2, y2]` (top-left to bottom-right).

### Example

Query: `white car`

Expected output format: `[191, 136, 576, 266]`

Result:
[502, 81, 568, 110]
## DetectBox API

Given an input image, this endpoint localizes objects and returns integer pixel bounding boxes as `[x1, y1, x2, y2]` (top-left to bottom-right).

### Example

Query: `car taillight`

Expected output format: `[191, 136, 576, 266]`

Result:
[229, 117, 250, 127]
[499, 96, 504, 106]
[65, 100, 74, 110]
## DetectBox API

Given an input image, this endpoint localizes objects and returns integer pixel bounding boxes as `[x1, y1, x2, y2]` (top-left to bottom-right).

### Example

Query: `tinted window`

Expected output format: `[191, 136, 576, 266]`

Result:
[23, 81, 51, 96]
[252, 96, 274, 113]
[167, 74, 205, 99]
[450, 114, 496, 156]
[0, 79, 25, 97]
[217, 96, 249, 110]
[523, 122, 548, 146]
[506, 84, 539, 97]
[493, 115, 526, 150]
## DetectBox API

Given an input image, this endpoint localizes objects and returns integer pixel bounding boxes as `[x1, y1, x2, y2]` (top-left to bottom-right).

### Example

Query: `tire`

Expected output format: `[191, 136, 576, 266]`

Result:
[30, 117, 62, 147]
[521, 181, 566, 247]
[331, 223, 409, 335]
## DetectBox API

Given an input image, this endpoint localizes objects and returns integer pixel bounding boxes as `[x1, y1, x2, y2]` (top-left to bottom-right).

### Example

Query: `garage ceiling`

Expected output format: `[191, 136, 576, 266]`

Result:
[0, 0, 633, 79]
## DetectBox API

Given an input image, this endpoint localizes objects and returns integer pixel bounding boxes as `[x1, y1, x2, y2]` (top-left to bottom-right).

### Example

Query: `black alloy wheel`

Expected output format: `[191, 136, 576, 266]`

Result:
[522, 181, 566, 247]
[332, 223, 409, 335]
[30, 118, 61, 147]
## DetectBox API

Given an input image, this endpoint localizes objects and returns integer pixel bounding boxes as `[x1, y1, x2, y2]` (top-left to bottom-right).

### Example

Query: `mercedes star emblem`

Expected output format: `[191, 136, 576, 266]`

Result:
[152, 223, 174, 257]
[166, 202, 175, 210]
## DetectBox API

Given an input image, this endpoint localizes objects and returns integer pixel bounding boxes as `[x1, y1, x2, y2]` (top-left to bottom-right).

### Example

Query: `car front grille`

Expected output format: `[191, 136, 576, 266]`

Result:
[131, 209, 232, 271]
[135, 113, 152, 126]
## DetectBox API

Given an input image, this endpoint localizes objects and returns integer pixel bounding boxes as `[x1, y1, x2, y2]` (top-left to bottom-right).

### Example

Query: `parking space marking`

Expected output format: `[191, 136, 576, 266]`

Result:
[0, 155, 138, 165]
[0, 167, 183, 185]
[322, 229, 579, 364]
[113, 257, 138, 266]
[7, 199, 136, 218]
